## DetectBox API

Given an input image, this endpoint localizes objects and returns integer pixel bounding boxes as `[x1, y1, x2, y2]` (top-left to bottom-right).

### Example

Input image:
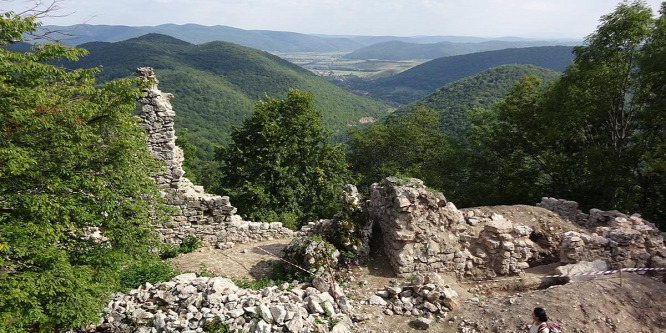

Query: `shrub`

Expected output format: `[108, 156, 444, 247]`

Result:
[119, 260, 175, 290]
[179, 235, 202, 253]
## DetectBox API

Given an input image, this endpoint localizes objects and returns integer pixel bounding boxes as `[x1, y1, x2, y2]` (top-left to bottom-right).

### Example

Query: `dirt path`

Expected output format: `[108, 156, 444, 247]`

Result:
[168, 238, 292, 281]
[457, 273, 666, 333]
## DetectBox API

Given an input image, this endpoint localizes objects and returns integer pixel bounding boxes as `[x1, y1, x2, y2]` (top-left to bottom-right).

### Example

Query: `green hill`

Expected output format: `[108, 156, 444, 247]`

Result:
[39, 24, 363, 52]
[64, 34, 389, 159]
[348, 46, 574, 104]
[343, 40, 580, 60]
[396, 64, 561, 137]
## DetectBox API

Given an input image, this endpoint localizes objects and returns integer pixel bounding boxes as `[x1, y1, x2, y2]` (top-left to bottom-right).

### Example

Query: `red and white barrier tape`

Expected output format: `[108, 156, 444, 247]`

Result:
[462, 267, 666, 284]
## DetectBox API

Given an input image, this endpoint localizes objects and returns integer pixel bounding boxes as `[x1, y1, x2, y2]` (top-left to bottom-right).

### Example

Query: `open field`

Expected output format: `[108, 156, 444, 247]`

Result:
[272, 51, 428, 78]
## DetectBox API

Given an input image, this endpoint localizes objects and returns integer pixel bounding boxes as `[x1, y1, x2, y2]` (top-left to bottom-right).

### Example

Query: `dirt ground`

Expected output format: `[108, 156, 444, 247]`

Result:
[168, 205, 666, 333]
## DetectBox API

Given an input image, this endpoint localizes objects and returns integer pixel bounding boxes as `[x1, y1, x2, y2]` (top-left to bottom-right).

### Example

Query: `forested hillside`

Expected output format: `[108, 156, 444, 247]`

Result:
[39, 23, 363, 51]
[396, 64, 560, 136]
[343, 40, 579, 60]
[348, 1, 666, 227]
[345, 46, 574, 104]
[63, 34, 390, 160]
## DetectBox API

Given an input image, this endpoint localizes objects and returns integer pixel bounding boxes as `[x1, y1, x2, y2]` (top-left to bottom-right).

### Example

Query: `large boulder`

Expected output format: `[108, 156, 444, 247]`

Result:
[554, 259, 608, 283]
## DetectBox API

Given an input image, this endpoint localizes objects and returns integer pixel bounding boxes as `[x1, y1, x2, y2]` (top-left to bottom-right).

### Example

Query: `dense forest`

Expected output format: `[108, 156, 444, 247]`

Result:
[395, 64, 561, 137]
[345, 45, 575, 104]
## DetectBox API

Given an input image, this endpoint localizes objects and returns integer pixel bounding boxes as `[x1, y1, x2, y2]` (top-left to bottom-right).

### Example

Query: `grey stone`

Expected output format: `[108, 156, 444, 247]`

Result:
[368, 295, 388, 306]
[411, 317, 431, 330]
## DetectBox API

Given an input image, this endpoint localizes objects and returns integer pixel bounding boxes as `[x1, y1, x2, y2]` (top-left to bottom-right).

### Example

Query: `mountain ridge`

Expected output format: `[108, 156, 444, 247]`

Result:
[63, 33, 390, 158]
[345, 45, 575, 104]
[343, 39, 581, 60]
[395, 64, 561, 137]
[38, 23, 581, 53]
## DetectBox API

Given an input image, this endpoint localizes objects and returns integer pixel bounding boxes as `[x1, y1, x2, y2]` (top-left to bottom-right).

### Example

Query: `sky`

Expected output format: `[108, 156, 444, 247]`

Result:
[4, 0, 665, 39]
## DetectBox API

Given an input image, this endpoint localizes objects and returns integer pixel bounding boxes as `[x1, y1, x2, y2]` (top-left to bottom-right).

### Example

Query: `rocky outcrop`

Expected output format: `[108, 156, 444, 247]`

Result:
[84, 273, 353, 333]
[368, 177, 538, 280]
[135, 67, 294, 247]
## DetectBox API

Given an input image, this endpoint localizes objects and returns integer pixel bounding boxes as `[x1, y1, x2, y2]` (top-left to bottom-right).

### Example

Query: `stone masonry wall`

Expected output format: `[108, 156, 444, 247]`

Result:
[368, 177, 538, 280]
[135, 67, 293, 247]
[538, 197, 666, 269]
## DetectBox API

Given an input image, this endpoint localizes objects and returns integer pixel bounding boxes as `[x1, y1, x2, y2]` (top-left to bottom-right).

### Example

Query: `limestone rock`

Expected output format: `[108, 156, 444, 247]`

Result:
[554, 259, 608, 282]
[411, 317, 432, 330]
[369, 295, 388, 306]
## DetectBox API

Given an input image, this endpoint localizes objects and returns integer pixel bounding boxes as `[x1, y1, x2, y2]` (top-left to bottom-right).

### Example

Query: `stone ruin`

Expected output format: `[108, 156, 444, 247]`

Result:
[539, 197, 666, 269]
[132, 67, 666, 277]
[368, 177, 537, 280]
[365, 177, 666, 280]
[135, 67, 294, 247]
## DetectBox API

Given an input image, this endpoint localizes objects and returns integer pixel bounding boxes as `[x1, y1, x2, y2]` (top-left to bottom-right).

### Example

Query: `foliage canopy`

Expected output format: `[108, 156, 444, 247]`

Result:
[0, 11, 164, 331]
[214, 90, 351, 228]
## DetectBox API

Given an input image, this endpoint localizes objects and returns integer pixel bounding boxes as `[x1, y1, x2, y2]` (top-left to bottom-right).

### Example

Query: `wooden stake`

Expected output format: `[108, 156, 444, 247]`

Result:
[619, 263, 623, 286]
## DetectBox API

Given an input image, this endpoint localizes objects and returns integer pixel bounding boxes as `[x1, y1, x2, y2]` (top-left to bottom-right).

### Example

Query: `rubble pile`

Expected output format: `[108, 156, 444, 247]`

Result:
[85, 273, 354, 333]
[365, 273, 461, 321]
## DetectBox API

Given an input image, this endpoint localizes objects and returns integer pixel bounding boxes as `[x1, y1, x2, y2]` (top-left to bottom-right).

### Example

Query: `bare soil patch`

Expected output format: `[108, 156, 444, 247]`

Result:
[168, 238, 292, 281]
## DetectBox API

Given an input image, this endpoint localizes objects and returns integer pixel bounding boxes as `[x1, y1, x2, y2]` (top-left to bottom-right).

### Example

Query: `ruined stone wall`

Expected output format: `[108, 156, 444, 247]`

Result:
[368, 177, 538, 279]
[537, 198, 666, 269]
[537, 197, 643, 229]
[135, 67, 293, 247]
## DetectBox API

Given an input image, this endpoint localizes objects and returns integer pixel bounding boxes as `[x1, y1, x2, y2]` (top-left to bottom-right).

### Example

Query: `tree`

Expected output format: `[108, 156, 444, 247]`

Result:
[0, 11, 163, 331]
[636, 2, 666, 223]
[347, 106, 452, 191]
[175, 128, 201, 184]
[451, 1, 666, 225]
[542, 0, 654, 211]
[214, 90, 350, 228]
[453, 75, 550, 207]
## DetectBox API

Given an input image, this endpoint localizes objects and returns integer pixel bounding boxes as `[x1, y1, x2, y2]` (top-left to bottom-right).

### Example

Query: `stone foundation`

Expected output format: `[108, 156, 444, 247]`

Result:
[135, 67, 293, 247]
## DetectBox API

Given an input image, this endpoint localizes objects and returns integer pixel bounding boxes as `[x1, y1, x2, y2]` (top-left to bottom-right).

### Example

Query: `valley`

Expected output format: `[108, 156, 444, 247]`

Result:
[2, 1, 666, 332]
[273, 52, 427, 80]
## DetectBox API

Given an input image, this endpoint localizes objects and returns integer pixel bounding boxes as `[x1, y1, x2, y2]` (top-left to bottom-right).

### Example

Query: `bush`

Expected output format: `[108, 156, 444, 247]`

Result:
[119, 260, 175, 290]
[179, 235, 202, 253]
[160, 235, 201, 259]
[161, 244, 181, 259]
[203, 318, 229, 333]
